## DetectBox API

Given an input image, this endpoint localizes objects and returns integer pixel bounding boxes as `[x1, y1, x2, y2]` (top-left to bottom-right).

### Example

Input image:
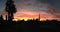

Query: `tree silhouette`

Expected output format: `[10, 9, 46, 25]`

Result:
[5, 0, 17, 21]
[0, 15, 3, 21]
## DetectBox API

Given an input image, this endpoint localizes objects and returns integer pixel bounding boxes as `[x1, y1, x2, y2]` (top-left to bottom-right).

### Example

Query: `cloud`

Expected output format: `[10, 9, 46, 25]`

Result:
[13, 0, 60, 20]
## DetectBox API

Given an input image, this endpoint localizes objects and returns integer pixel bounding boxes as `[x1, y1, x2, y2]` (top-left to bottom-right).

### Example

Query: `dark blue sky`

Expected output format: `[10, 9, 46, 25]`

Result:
[37, 0, 60, 11]
[0, 0, 60, 13]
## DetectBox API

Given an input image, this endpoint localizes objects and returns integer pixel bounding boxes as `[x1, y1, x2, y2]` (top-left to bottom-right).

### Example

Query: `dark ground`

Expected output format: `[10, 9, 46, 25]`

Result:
[0, 20, 60, 32]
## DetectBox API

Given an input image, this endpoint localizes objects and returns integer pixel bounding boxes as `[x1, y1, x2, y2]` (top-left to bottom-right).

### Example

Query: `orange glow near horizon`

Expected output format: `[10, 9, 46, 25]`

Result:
[13, 9, 55, 21]
[3, 9, 59, 21]
[13, 18, 47, 21]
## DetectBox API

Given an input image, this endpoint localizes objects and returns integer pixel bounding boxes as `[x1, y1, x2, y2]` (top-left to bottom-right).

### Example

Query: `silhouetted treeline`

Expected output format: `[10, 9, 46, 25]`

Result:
[0, 17, 60, 32]
[0, 15, 60, 32]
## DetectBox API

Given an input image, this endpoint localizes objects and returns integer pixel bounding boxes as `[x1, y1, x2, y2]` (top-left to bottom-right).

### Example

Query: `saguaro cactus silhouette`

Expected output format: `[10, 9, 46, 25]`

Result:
[5, 0, 17, 21]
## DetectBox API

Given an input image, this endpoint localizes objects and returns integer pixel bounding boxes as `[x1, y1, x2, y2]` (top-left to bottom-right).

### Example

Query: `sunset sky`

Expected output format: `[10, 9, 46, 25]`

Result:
[0, 0, 60, 21]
